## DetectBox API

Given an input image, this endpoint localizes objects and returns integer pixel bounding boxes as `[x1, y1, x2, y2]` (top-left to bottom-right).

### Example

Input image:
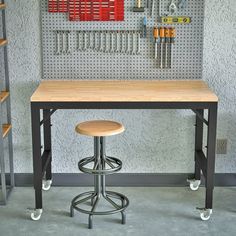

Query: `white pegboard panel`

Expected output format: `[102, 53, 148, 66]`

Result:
[41, 0, 205, 80]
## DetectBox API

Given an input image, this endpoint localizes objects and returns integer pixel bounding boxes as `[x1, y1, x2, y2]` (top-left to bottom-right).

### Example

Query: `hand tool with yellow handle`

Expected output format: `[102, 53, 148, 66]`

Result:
[133, 0, 144, 12]
[169, 27, 176, 68]
[164, 27, 170, 68]
[159, 27, 165, 69]
[159, 16, 191, 24]
[153, 27, 159, 60]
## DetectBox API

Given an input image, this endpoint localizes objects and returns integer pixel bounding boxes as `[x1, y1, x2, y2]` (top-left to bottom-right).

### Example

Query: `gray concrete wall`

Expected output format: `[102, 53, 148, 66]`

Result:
[3, 0, 236, 173]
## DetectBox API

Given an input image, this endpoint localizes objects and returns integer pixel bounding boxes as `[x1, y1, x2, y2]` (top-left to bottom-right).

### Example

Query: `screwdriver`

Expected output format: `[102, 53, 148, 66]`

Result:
[153, 27, 159, 60]
[159, 27, 165, 69]
[169, 27, 176, 68]
[164, 27, 170, 68]
[142, 16, 147, 38]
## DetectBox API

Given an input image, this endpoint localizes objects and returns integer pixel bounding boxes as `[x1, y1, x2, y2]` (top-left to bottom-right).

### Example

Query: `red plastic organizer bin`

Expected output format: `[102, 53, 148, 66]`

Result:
[68, 0, 124, 21]
[48, 0, 68, 13]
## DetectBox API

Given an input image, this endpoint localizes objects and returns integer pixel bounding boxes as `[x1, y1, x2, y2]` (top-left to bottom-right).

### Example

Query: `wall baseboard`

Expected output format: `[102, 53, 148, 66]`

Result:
[3, 173, 236, 187]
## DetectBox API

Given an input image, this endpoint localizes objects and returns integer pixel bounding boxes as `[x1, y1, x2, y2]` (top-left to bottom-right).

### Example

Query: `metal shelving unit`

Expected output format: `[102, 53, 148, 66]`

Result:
[0, 0, 14, 205]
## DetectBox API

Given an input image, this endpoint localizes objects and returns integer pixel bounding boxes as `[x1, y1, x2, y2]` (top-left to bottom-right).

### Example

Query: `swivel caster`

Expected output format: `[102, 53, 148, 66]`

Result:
[42, 179, 52, 191]
[187, 179, 201, 191]
[30, 209, 43, 221]
[197, 208, 212, 221]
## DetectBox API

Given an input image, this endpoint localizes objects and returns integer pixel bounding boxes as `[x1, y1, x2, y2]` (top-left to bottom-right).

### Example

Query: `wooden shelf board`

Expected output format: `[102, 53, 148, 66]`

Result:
[0, 39, 8, 47]
[2, 124, 12, 138]
[0, 91, 9, 103]
[0, 3, 6, 10]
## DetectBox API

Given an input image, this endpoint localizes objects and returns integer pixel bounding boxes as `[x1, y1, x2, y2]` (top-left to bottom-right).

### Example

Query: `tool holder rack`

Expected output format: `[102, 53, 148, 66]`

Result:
[42, 0, 205, 80]
[48, 0, 124, 21]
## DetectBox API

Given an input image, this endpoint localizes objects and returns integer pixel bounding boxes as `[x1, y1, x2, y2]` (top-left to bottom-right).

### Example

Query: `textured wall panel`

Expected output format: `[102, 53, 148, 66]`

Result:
[1, 0, 235, 174]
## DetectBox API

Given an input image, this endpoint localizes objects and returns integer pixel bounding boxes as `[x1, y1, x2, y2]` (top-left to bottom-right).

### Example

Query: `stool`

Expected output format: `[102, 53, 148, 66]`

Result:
[70, 120, 129, 229]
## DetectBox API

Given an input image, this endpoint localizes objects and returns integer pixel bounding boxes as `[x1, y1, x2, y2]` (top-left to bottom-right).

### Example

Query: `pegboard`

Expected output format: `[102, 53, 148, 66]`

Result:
[41, 0, 205, 80]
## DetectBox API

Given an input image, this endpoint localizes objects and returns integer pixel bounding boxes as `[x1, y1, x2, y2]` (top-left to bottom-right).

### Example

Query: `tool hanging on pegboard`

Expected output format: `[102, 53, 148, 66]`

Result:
[48, 0, 68, 13]
[159, 16, 191, 24]
[152, 26, 177, 69]
[55, 30, 71, 55]
[68, 0, 124, 21]
[76, 30, 141, 54]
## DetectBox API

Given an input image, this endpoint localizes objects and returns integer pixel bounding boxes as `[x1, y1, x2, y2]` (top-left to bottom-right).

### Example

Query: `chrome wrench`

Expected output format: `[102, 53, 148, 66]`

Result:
[131, 31, 136, 55]
[115, 31, 120, 53]
[66, 31, 71, 54]
[55, 31, 60, 55]
[110, 31, 115, 53]
[99, 31, 103, 52]
[121, 31, 126, 53]
[83, 31, 87, 51]
[62, 31, 67, 54]
[137, 32, 141, 54]
[126, 31, 130, 54]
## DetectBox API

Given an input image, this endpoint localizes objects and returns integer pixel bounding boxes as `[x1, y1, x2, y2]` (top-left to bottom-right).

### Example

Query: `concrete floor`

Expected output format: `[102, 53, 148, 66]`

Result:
[0, 187, 236, 236]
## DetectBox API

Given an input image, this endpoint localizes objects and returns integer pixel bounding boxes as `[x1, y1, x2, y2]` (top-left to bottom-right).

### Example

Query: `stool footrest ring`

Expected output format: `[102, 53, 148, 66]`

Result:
[78, 155, 122, 175]
[70, 190, 129, 216]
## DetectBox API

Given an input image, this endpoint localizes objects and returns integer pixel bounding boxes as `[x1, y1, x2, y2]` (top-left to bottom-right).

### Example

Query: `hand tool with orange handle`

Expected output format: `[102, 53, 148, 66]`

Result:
[153, 27, 159, 60]
[169, 27, 176, 68]
[164, 27, 170, 68]
[159, 27, 165, 68]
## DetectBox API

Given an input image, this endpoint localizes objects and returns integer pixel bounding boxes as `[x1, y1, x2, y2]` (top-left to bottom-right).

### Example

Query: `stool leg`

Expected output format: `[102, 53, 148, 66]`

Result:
[121, 199, 126, 224]
[89, 137, 102, 228]
[100, 137, 106, 197]
[70, 204, 74, 217]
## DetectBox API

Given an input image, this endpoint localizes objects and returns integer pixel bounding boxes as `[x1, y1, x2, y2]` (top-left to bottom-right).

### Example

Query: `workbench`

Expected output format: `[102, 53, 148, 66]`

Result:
[30, 80, 218, 221]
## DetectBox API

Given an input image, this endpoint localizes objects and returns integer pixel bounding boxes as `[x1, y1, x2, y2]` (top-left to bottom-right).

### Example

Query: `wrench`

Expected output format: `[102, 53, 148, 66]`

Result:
[62, 31, 67, 54]
[66, 31, 71, 54]
[121, 31, 126, 54]
[115, 31, 120, 53]
[92, 31, 96, 50]
[99, 31, 103, 52]
[55, 31, 60, 55]
[87, 31, 91, 49]
[83, 31, 87, 51]
[77, 31, 83, 51]
[137, 32, 141, 55]
[169, 0, 178, 15]
[110, 31, 115, 53]
[131, 31, 136, 55]
[126, 31, 131, 54]
[105, 31, 110, 53]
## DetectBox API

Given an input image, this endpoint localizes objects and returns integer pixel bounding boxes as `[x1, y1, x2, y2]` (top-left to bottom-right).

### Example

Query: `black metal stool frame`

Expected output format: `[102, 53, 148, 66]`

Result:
[70, 137, 129, 229]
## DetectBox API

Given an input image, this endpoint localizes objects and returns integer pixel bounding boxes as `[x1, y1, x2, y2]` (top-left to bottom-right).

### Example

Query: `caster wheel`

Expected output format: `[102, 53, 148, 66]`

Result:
[200, 209, 212, 221]
[42, 180, 52, 191]
[30, 209, 43, 221]
[187, 179, 201, 191]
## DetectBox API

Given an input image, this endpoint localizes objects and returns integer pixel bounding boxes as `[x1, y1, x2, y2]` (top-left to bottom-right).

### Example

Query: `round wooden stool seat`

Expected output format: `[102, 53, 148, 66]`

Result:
[75, 120, 125, 137]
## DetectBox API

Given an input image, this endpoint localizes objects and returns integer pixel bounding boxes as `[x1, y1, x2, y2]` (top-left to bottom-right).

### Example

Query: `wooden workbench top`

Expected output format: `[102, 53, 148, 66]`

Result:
[31, 80, 218, 103]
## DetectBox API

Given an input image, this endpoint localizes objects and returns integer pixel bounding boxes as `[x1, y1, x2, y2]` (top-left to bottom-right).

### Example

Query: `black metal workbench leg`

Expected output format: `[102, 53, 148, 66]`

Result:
[205, 104, 218, 210]
[195, 109, 204, 181]
[43, 109, 52, 181]
[188, 109, 204, 191]
[31, 103, 43, 220]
